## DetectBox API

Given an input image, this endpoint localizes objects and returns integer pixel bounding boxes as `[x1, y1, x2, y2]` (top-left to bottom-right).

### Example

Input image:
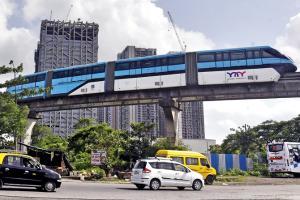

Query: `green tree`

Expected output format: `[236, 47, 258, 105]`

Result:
[31, 125, 53, 146]
[68, 122, 123, 176]
[119, 122, 155, 168]
[0, 94, 29, 148]
[148, 138, 189, 155]
[208, 144, 223, 154]
[74, 118, 97, 129]
[0, 62, 48, 149]
[36, 134, 68, 152]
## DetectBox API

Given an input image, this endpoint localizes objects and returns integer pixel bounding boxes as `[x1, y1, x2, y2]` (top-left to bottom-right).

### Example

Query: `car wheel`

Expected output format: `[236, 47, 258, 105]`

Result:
[150, 179, 160, 190]
[43, 181, 56, 192]
[205, 175, 214, 185]
[192, 179, 203, 191]
[177, 187, 185, 190]
[135, 184, 145, 190]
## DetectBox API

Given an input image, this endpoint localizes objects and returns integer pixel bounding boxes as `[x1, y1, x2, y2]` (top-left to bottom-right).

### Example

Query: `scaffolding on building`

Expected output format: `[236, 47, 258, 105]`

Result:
[35, 19, 99, 136]
[35, 20, 99, 72]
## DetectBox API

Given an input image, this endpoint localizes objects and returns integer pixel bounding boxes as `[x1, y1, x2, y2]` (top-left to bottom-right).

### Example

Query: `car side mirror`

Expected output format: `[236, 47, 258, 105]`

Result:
[206, 164, 210, 168]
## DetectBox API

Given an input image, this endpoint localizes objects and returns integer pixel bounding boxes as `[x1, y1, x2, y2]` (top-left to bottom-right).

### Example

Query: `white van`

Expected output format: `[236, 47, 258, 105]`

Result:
[267, 142, 300, 177]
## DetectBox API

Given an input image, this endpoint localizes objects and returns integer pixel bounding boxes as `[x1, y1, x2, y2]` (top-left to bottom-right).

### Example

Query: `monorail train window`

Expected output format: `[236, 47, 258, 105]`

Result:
[73, 68, 86, 76]
[169, 55, 185, 65]
[159, 57, 168, 66]
[223, 52, 229, 61]
[92, 65, 105, 73]
[36, 74, 46, 82]
[130, 61, 139, 69]
[140, 59, 156, 68]
[53, 70, 70, 79]
[253, 50, 260, 58]
[26, 76, 36, 83]
[246, 51, 253, 59]
[216, 53, 223, 61]
[197, 53, 215, 62]
[261, 50, 274, 58]
[116, 62, 130, 70]
[230, 51, 245, 60]
[267, 48, 286, 58]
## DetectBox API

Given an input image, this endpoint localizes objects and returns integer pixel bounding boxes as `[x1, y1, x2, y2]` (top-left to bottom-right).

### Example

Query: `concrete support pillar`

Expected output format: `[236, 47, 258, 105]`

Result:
[19, 111, 41, 152]
[23, 118, 37, 146]
[159, 98, 181, 145]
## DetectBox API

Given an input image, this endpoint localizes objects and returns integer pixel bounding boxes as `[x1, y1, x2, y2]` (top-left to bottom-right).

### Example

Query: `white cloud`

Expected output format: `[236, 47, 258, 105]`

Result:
[0, 0, 36, 78]
[205, 98, 300, 144]
[22, 0, 215, 61]
[275, 13, 300, 67]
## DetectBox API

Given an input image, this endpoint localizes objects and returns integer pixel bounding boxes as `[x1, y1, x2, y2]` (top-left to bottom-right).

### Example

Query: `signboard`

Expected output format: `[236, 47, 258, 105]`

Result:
[91, 150, 106, 166]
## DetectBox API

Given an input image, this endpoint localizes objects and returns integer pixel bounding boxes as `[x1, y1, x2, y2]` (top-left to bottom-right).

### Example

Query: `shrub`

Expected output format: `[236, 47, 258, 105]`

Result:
[73, 152, 92, 170]
[253, 163, 269, 177]
[87, 167, 105, 179]
[218, 168, 249, 176]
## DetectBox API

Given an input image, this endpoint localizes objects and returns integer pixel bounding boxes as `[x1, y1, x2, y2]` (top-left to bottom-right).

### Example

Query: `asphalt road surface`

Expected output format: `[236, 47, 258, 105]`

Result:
[0, 180, 300, 200]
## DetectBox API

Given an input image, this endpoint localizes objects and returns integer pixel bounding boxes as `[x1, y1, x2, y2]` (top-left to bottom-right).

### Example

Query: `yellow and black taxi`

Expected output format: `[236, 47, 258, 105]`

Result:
[0, 152, 61, 192]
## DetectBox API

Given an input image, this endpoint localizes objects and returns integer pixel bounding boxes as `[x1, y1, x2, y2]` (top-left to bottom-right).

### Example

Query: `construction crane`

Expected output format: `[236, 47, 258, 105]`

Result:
[66, 4, 73, 21]
[167, 11, 186, 52]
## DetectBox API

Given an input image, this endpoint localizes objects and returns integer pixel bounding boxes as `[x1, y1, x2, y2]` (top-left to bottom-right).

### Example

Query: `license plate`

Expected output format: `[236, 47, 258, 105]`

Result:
[134, 171, 139, 175]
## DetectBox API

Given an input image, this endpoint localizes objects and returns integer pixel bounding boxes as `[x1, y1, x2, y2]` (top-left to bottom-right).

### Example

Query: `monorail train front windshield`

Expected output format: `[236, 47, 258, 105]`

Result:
[268, 144, 283, 152]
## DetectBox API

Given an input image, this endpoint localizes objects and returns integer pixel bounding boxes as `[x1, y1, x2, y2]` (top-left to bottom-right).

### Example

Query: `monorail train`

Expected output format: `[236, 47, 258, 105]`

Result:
[7, 46, 297, 99]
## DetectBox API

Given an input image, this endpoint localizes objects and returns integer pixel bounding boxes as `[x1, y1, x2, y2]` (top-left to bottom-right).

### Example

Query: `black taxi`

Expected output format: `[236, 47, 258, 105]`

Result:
[0, 152, 61, 192]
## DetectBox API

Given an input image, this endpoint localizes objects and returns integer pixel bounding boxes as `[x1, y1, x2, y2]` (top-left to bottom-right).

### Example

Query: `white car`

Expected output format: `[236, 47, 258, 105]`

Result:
[131, 157, 204, 190]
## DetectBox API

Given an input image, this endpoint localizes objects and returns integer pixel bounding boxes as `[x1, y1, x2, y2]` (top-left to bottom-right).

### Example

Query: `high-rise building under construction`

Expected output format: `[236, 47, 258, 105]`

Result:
[35, 20, 99, 136]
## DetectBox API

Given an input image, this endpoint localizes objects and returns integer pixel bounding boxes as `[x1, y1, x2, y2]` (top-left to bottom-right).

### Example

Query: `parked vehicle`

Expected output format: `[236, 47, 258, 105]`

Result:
[0, 152, 62, 191]
[156, 150, 216, 185]
[19, 142, 73, 176]
[131, 157, 204, 191]
[267, 142, 300, 177]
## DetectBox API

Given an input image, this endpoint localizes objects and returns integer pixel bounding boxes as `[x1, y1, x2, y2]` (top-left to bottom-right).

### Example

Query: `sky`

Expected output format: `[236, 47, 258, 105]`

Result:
[1, 0, 300, 143]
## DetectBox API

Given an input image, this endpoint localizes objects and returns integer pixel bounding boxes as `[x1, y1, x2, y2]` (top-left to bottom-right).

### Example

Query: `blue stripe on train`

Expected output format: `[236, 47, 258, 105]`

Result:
[51, 81, 84, 95]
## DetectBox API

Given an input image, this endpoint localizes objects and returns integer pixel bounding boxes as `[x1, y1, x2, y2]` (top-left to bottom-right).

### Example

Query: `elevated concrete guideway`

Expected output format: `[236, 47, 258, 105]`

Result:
[21, 72, 300, 113]
[20, 72, 300, 144]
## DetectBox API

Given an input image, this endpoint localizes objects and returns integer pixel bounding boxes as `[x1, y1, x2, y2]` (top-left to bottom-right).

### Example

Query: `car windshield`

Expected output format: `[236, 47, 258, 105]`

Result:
[268, 144, 283, 152]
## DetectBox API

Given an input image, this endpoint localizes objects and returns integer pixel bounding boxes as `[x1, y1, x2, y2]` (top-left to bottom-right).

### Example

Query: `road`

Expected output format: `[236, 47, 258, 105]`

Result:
[0, 180, 300, 200]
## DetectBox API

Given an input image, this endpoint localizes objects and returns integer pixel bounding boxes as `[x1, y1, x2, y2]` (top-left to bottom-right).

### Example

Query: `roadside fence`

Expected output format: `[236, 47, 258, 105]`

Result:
[207, 153, 253, 172]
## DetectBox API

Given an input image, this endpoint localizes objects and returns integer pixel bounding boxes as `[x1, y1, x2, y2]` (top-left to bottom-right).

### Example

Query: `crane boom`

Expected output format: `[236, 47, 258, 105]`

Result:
[167, 11, 186, 52]
[66, 4, 73, 21]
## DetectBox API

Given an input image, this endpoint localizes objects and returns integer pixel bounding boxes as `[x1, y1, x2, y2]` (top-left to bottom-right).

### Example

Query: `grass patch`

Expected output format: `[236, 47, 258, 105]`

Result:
[216, 175, 246, 183]
[99, 177, 129, 184]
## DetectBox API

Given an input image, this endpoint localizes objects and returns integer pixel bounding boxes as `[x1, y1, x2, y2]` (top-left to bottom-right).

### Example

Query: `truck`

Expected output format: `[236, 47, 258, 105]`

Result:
[267, 142, 300, 177]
